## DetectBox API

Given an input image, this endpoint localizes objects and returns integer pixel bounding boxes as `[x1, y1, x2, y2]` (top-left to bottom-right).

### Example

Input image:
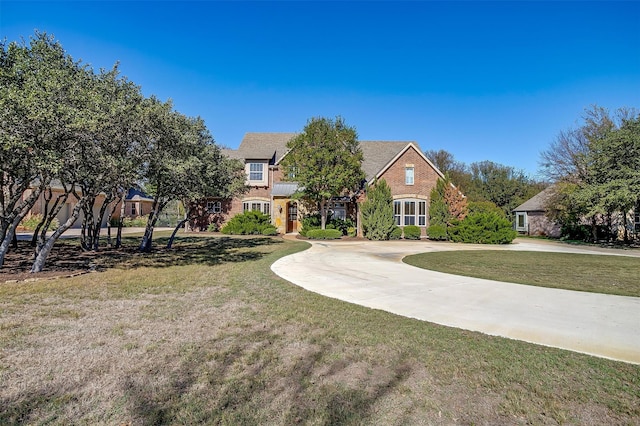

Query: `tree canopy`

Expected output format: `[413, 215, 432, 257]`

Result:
[281, 116, 364, 229]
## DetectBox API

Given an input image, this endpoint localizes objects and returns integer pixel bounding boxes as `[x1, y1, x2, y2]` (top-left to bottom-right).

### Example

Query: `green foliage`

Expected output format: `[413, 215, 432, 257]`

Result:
[18, 214, 59, 231]
[389, 226, 403, 240]
[306, 229, 343, 239]
[121, 216, 148, 228]
[221, 211, 272, 235]
[347, 227, 357, 237]
[300, 213, 353, 236]
[261, 226, 278, 236]
[361, 179, 396, 240]
[467, 200, 505, 217]
[281, 116, 364, 229]
[207, 222, 219, 232]
[449, 212, 517, 244]
[429, 178, 452, 230]
[427, 224, 448, 241]
[403, 225, 422, 240]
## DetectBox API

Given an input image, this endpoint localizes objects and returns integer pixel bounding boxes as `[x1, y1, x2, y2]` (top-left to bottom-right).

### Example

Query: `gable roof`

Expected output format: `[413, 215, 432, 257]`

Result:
[236, 132, 297, 162]
[513, 185, 555, 212]
[363, 141, 445, 184]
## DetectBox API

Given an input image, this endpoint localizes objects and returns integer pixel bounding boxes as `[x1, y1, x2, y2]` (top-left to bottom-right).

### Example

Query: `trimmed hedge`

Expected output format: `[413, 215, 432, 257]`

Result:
[261, 226, 278, 236]
[403, 225, 422, 240]
[427, 224, 448, 241]
[389, 226, 403, 240]
[306, 229, 343, 240]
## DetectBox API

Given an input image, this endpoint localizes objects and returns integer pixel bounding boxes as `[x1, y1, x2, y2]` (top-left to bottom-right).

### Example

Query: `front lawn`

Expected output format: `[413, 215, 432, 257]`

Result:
[1, 235, 639, 424]
[404, 250, 640, 297]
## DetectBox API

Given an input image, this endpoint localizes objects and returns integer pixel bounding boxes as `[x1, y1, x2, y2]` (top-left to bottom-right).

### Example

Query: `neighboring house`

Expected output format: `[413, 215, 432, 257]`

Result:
[198, 132, 447, 236]
[512, 186, 561, 237]
[21, 180, 113, 229]
[112, 188, 155, 220]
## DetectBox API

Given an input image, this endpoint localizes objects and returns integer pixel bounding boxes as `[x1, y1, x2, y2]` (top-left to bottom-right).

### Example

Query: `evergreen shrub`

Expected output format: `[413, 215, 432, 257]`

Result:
[449, 212, 517, 244]
[403, 225, 422, 240]
[361, 179, 396, 240]
[427, 224, 448, 241]
[389, 226, 403, 240]
[261, 226, 278, 236]
[221, 211, 272, 235]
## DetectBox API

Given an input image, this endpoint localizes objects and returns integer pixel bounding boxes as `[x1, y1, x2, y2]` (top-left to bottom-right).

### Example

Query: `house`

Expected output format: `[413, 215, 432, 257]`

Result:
[512, 186, 561, 237]
[111, 188, 155, 221]
[198, 132, 447, 236]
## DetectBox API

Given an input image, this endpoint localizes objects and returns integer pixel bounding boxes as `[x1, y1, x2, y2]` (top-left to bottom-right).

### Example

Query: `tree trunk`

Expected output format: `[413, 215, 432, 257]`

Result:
[167, 217, 189, 249]
[320, 199, 327, 230]
[31, 200, 84, 273]
[115, 193, 127, 249]
[0, 209, 31, 268]
[139, 198, 165, 253]
[0, 185, 44, 267]
[91, 196, 112, 251]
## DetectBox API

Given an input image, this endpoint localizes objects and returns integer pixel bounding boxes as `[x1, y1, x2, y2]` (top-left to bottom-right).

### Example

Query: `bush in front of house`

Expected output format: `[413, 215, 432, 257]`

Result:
[403, 225, 422, 240]
[306, 229, 343, 239]
[361, 179, 396, 240]
[221, 210, 272, 235]
[389, 226, 403, 240]
[261, 226, 278, 236]
[427, 224, 448, 241]
[300, 213, 354, 236]
[448, 212, 517, 244]
[122, 216, 148, 227]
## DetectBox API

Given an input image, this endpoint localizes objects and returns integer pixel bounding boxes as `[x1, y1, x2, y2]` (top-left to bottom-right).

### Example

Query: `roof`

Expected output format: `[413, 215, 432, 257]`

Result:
[126, 188, 154, 202]
[236, 132, 297, 162]
[271, 182, 300, 197]
[513, 186, 556, 212]
[359, 141, 412, 182]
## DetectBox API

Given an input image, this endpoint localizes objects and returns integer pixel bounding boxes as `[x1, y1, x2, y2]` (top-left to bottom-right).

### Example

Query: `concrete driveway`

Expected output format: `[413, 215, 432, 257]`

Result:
[271, 239, 640, 364]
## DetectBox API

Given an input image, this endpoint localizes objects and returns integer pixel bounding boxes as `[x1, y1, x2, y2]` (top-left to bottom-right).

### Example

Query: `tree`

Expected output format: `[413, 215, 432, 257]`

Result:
[540, 106, 639, 241]
[428, 176, 468, 240]
[0, 32, 89, 268]
[360, 179, 395, 240]
[281, 116, 364, 229]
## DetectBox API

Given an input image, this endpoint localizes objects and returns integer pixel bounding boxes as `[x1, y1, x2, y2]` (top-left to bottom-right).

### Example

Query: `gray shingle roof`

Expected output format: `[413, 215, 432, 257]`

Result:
[271, 182, 300, 197]
[513, 185, 556, 212]
[360, 141, 419, 182]
[236, 132, 297, 162]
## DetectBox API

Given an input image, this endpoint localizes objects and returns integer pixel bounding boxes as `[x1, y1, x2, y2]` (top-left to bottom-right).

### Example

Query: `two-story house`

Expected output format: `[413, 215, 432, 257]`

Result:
[201, 132, 448, 236]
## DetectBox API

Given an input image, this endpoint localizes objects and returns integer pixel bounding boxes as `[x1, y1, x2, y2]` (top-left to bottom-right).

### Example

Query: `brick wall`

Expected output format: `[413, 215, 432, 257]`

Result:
[378, 146, 440, 200]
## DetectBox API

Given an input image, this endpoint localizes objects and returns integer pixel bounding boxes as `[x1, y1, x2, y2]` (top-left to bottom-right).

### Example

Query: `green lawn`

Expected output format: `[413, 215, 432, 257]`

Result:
[404, 250, 640, 297]
[1, 234, 639, 425]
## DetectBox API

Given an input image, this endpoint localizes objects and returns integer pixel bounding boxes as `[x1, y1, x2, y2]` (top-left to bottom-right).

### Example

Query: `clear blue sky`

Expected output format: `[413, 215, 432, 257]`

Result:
[2, 1, 639, 178]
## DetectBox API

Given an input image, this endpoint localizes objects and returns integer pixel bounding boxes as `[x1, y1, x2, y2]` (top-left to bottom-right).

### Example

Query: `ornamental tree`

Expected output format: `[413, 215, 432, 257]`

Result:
[281, 116, 364, 229]
[361, 179, 395, 240]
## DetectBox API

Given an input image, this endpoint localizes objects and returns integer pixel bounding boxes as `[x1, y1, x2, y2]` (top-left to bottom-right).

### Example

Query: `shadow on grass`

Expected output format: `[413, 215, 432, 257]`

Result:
[120, 326, 414, 425]
[1, 235, 282, 278]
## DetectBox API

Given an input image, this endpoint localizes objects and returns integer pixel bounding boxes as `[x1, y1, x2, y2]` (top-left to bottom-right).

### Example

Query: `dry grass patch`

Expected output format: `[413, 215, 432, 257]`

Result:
[404, 250, 640, 297]
[1, 234, 639, 425]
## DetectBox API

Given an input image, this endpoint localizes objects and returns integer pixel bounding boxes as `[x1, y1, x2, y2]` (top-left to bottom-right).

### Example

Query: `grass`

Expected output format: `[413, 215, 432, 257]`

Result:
[0, 233, 639, 425]
[403, 250, 640, 297]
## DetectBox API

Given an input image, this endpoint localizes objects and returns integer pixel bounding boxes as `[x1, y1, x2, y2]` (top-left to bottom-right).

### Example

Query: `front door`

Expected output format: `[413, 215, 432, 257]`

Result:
[287, 202, 298, 233]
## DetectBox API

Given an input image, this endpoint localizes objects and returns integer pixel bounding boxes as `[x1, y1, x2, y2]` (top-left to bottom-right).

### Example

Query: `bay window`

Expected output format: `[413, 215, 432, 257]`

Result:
[393, 199, 427, 227]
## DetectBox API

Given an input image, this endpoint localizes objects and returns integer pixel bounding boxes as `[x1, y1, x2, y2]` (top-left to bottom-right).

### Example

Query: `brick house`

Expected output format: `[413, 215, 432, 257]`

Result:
[196, 133, 447, 236]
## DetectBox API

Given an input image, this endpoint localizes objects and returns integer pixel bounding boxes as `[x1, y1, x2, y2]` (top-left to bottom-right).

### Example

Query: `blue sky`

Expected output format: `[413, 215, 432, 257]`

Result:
[2, 1, 639, 178]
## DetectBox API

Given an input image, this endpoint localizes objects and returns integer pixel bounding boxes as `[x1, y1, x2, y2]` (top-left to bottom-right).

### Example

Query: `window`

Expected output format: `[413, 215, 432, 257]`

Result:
[405, 167, 414, 185]
[242, 201, 270, 215]
[207, 201, 221, 214]
[394, 199, 426, 227]
[516, 212, 527, 231]
[330, 202, 346, 221]
[248, 163, 264, 181]
[131, 203, 136, 216]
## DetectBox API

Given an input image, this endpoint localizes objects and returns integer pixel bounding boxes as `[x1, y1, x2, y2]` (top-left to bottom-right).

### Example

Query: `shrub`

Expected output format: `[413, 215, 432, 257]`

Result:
[300, 213, 321, 237]
[306, 229, 343, 240]
[122, 216, 148, 227]
[18, 214, 59, 231]
[300, 213, 354, 236]
[449, 212, 517, 244]
[261, 226, 278, 236]
[389, 226, 403, 240]
[427, 224, 448, 241]
[221, 210, 272, 235]
[361, 179, 395, 240]
[207, 222, 219, 232]
[347, 226, 357, 237]
[403, 225, 422, 240]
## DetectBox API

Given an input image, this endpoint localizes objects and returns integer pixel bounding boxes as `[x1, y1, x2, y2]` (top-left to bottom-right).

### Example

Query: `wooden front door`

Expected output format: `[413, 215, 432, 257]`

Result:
[287, 202, 298, 233]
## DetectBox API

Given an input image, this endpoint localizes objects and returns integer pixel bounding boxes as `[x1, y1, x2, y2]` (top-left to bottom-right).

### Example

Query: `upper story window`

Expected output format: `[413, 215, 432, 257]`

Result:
[249, 163, 264, 181]
[207, 201, 222, 214]
[405, 166, 414, 185]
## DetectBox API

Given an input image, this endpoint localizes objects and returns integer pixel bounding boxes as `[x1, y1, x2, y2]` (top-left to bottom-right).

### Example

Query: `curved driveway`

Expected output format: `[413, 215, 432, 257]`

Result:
[271, 239, 640, 364]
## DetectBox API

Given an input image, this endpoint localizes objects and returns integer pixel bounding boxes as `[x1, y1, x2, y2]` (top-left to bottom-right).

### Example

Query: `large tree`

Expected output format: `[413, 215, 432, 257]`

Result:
[0, 32, 89, 268]
[540, 106, 639, 241]
[281, 116, 364, 229]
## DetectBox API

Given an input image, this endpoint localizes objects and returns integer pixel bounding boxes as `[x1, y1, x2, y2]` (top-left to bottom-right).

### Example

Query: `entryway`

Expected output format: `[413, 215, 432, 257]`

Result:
[286, 202, 298, 233]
